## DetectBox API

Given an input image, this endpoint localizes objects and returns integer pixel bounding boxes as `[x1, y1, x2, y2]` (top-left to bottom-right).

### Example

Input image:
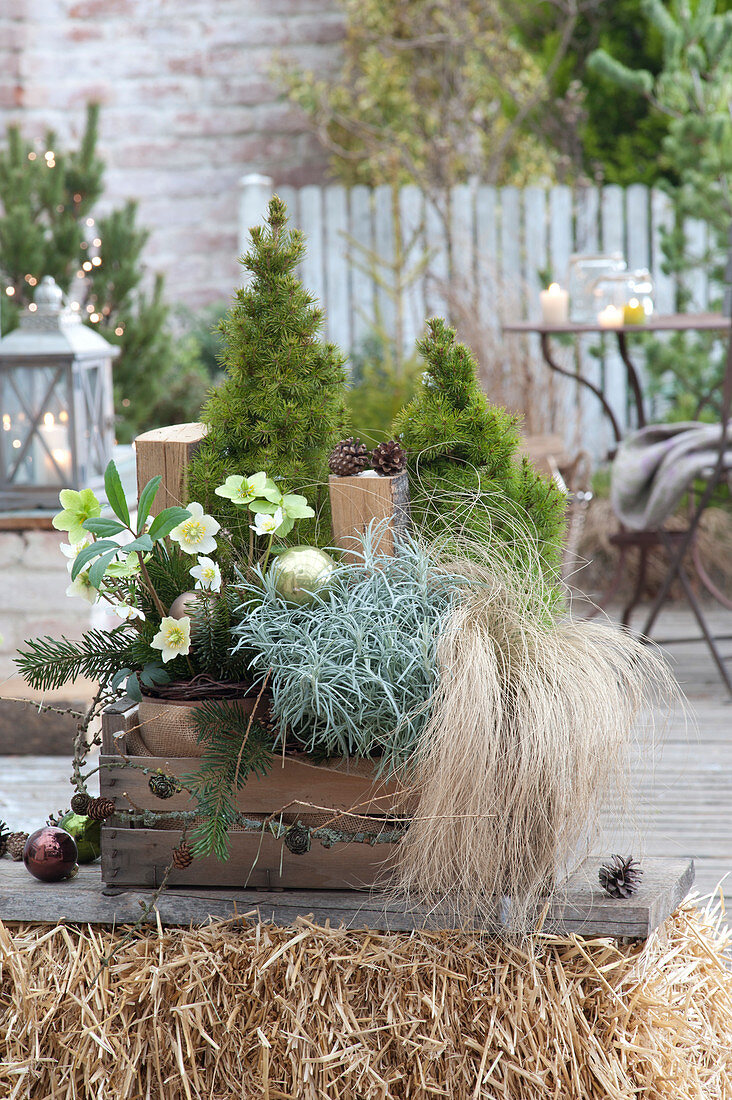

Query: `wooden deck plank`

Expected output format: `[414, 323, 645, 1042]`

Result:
[0, 856, 693, 938]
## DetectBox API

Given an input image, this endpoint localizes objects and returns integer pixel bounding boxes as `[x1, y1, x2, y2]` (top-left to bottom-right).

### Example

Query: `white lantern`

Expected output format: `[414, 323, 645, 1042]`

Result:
[0, 277, 118, 510]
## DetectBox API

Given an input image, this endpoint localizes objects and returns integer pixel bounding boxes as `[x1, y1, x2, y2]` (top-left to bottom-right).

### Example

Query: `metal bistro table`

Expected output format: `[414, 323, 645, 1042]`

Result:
[503, 312, 731, 448]
[503, 313, 732, 688]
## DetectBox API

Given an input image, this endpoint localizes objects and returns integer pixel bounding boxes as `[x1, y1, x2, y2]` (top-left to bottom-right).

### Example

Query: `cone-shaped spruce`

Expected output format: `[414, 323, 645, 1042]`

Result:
[393, 317, 567, 598]
[187, 195, 348, 558]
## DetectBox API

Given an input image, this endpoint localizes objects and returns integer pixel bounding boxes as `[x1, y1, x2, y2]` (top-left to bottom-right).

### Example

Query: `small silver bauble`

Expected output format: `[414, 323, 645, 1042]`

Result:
[269, 546, 335, 606]
[169, 591, 200, 620]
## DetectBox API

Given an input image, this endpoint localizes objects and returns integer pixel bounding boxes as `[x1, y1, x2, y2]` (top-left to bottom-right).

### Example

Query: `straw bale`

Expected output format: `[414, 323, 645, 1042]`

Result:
[1, 898, 731, 1099]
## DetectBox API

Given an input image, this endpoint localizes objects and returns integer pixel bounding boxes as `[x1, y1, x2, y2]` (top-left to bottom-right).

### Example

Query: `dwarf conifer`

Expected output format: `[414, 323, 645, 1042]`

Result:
[187, 196, 348, 555]
[393, 318, 566, 593]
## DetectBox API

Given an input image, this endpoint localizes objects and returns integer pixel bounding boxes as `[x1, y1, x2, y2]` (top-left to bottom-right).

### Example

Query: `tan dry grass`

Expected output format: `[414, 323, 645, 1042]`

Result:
[391, 545, 677, 934]
[1, 899, 731, 1099]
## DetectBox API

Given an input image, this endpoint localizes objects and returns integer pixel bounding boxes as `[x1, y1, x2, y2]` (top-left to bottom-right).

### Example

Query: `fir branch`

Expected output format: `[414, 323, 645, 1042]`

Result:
[182, 699, 275, 860]
[14, 627, 139, 691]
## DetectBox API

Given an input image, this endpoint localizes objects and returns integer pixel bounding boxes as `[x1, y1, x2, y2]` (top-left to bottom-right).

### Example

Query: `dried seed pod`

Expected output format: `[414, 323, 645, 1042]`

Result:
[148, 773, 180, 800]
[370, 439, 407, 476]
[86, 797, 115, 822]
[284, 824, 311, 855]
[70, 792, 91, 815]
[328, 437, 370, 476]
[172, 840, 193, 869]
[598, 855, 643, 899]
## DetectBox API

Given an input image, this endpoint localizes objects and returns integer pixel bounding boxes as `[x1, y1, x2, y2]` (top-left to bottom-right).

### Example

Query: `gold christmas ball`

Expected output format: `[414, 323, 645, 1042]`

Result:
[169, 591, 200, 620]
[269, 546, 335, 606]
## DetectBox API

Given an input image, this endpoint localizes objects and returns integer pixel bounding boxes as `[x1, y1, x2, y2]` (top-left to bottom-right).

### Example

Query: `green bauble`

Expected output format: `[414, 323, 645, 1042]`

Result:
[58, 812, 101, 863]
[269, 546, 335, 606]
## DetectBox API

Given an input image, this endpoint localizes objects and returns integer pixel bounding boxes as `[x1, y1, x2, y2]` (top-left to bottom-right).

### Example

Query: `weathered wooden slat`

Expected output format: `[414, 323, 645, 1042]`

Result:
[424, 197, 448, 319]
[298, 185, 325, 309]
[682, 216, 709, 311]
[626, 184, 651, 274]
[476, 185, 498, 337]
[102, 751, 414, 818]
[324, 185, 350, 350]
[0, 856, 694, 938]
[373, 183, 396, 337]
[499, 185, 522, 316]
[101, 826, 399, 890]
[349, 184, 375, 348]
[399, 184, 426, 354]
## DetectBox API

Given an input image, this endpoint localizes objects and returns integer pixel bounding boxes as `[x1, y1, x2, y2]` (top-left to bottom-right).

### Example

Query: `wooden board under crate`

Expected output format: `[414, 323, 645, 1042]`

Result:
[100, 697, 410, 890]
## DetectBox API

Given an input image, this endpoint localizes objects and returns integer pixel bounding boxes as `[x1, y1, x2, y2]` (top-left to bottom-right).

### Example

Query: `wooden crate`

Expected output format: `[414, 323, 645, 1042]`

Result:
[100, 698, 411, 890]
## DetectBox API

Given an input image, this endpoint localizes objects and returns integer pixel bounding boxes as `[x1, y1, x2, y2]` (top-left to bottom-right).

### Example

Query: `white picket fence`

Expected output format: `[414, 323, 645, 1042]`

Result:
[238, 175, 715, 460]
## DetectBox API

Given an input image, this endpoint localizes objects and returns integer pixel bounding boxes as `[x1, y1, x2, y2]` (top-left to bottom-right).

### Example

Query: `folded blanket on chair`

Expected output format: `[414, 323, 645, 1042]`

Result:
[611, 421, 732, 531]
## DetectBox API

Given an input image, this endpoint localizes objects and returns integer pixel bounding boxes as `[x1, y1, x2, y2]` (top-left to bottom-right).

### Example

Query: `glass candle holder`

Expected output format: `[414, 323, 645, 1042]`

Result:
[567, 253, 626, 322]
[628, 269, 654, 317]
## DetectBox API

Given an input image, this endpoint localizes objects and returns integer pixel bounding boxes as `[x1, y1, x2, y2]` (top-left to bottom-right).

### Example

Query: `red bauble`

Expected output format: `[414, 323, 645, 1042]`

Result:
[23, 826, 78, 882]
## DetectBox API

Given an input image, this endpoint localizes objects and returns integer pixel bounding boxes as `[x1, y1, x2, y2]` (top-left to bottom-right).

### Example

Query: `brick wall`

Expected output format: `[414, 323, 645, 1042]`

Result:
[0, 0, 342, 307]
[0, 527, 95, 695]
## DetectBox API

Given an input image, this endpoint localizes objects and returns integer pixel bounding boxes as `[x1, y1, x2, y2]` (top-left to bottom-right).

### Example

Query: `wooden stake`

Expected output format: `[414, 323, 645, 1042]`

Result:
[134, 422, 207, 515]
[329, 471, 410, 561]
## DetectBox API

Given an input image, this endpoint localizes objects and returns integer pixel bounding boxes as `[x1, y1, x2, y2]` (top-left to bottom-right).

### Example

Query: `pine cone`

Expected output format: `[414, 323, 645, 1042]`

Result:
[86, 797, 115, 822]
[599, 855, 643, 899]
[284, 824, 311, 855]
[0, 820, 10, 858]
[328, 437, 370, 476]
[148, 773, 180, 800]
[172, 840, 193, 869]
[70, 792, 91, 815]
[7, 831, 29, 861]
[371, 439, 407, 476]
[259, 703, 278, 740]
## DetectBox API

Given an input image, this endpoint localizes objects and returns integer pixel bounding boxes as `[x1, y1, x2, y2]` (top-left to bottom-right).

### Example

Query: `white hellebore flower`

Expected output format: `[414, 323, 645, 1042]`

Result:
[250, 507, 284, 538]
[65, 570, 99, 605]
[150, 616, 192, 663]
[169, 502, 220, 555]
[111, 602, 146, 622]
[190, 555, 222, 592]
[60, 536, 93, 574]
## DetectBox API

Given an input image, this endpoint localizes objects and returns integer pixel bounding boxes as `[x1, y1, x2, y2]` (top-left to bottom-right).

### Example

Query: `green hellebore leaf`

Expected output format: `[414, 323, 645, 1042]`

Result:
[104, 460, 130, 527]
[137, 475, 162, 531]
[71, 538, 120, 581]
[82, 517, 127, 537]
[148, 507, 192, 541]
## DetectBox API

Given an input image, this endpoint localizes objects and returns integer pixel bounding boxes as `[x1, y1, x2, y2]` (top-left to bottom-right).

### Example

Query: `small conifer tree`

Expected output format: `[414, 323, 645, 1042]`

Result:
[393, 318, 566, 594]
[0, 104, 206, 442]
[187, 196, 348, 555]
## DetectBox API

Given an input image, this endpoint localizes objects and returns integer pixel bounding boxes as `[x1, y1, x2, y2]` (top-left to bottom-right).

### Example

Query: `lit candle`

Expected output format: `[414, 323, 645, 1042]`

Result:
[597, 305, 624, 329]
[623, 297, 645, 325]
[539, 283, 569, 325]
[39, 412, 72, 481]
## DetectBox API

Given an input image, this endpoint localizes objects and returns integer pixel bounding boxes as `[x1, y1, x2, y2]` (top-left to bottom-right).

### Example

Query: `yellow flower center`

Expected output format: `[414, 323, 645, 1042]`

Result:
[203, 567, 215, 580]
[165, 626, 185, 647]
[181, 519, 206, 544]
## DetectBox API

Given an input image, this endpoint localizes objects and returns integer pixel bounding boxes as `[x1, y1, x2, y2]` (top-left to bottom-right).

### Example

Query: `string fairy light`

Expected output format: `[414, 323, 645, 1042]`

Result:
[28, 303, 37, 312]
[5, 287, 14, 296]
